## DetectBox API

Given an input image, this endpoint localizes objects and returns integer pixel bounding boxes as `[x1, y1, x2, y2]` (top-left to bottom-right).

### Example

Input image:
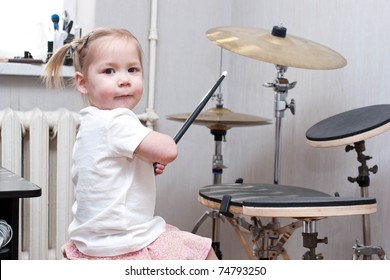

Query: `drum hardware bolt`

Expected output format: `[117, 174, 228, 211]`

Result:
[345, 144, 355, 152]
[347, 164, 378, 185]
[287, 220, 302, 230]
[263, 80, 297, 92]
[318, 237, 328, 244]
[263, 64, 296, 93]
[347, 175, 369, 186]
[265, 222, 280, 231]
[267, 230, 279, 239]
[287, 81, 297, 90]
[287, 98, 296, 115]
[369, 165, 378, 174]
[266, 78, 296, 119]
[346, 141, 378, 187]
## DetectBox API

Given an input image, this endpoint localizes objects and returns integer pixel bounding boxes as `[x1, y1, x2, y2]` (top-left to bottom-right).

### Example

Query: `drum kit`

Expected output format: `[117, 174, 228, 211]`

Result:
[167, 24, 388, 260]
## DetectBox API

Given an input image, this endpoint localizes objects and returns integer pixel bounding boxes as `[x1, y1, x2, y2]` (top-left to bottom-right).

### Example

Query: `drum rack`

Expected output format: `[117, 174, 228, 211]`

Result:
[217, 194, 329, 260]
[225, 211, 304, 260]
[198, 181, 378, 260]
[174, 25, 389, 260]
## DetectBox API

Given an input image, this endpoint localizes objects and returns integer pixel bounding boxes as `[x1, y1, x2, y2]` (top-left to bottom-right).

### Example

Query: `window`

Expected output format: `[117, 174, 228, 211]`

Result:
[0, 0, 75, 61]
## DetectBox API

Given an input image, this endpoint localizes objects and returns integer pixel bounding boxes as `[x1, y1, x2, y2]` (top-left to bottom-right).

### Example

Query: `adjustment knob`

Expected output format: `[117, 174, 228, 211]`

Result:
[288, 99, 296, 115]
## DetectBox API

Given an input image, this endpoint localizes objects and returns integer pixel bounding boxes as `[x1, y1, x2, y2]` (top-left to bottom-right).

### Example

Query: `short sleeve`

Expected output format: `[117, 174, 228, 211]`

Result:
[107, 110, 151, 158]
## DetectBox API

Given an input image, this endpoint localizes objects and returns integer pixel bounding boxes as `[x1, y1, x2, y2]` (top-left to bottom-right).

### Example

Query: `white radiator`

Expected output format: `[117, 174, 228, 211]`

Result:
[0, 108, 79, 259]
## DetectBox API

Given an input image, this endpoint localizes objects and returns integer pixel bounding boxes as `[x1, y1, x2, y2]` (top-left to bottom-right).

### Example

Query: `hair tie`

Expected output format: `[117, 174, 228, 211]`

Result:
[71, 41, 78, 51]
[82, 31, 95, 49]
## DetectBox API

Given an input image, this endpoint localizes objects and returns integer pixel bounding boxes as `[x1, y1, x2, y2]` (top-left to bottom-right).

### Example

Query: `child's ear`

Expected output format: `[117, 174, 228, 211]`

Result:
[75, 72, 87, 94]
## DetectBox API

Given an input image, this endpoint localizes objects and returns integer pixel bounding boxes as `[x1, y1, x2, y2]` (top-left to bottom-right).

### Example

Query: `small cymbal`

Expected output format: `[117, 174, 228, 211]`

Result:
[167, 106, 272, 130]
[206, 26, 347, 70]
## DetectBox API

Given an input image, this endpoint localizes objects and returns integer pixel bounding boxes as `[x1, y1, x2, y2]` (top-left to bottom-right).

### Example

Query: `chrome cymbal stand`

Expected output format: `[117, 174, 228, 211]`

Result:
[263, 65, 296, 251]
[192, 56, 227, 259]
[264, 65, 296, 185]
[346, 141, 387, 260]
[191, 123, 227, 260]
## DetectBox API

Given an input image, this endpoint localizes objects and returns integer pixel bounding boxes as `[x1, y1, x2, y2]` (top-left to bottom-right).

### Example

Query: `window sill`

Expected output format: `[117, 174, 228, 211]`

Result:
[0, 62, 74, 77]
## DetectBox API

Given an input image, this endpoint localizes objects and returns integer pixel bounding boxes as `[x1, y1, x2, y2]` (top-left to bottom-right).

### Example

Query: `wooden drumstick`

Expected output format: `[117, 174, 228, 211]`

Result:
[154, 71, 228, 172]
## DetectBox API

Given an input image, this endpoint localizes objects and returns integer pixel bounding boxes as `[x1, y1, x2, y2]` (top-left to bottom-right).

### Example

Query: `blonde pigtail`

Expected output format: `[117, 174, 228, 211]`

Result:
[42, 43, 74, 89]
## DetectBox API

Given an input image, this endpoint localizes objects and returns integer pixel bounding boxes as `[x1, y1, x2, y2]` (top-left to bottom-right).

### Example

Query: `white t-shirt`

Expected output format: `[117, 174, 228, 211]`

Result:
[68, 107, 166, 256]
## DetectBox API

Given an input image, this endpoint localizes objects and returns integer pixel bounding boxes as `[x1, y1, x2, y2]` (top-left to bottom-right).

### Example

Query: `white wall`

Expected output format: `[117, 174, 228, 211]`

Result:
[2, 0, 389, 260]
[75, 0, 96, 35]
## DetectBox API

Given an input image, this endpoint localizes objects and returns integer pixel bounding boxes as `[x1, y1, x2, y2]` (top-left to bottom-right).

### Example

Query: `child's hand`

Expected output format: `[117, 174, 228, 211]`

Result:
[154, 163, 166, 176]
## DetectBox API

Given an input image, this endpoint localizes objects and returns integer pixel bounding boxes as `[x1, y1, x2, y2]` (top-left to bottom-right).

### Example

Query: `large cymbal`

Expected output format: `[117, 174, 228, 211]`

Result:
[206, 26, 347, 70]
[167, 106, 272, 130]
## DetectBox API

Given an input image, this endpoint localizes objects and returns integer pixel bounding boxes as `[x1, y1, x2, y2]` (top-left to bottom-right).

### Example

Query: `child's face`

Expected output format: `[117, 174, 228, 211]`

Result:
[76, 37, 143, 110]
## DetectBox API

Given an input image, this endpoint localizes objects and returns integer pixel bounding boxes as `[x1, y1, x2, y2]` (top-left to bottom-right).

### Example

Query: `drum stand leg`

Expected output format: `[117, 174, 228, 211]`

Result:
[352, 242, 387, 260]
[192, 128, 227, 259]
[192, 209, 224, 259]
[346, 140, 387, 260]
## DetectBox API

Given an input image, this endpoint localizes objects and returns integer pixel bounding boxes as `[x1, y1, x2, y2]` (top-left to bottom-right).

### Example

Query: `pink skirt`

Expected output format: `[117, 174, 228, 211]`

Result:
[62, 224, 212, 260]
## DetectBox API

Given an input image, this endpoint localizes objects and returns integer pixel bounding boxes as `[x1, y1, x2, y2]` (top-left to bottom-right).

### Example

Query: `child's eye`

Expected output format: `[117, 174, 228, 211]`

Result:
[103, 68, 115, 74]
[128, 67, 140, 73]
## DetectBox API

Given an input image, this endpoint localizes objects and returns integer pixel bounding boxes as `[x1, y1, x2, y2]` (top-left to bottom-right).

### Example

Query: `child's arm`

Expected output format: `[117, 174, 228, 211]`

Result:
[135, 131, 178, 165]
